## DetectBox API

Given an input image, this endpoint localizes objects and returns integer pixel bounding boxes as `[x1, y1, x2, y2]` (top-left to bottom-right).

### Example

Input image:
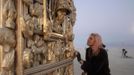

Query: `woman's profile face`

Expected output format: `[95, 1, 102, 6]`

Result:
[88, 35, 95, 46]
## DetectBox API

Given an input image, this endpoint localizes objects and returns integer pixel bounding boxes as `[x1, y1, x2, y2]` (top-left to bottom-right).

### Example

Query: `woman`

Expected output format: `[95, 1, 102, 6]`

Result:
[76, 33, 111, 75]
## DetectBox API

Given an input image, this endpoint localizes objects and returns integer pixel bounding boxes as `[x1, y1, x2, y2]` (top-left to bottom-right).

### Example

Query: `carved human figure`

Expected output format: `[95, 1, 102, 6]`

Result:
[52, 0, 71, 34]
[0, 28, 16, 75]
[3, 0, 16, 29]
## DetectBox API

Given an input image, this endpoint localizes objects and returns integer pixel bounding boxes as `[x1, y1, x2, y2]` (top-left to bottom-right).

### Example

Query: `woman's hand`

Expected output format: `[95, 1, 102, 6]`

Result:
[74, 51, 84, 64]
[79, 60, 84, 64]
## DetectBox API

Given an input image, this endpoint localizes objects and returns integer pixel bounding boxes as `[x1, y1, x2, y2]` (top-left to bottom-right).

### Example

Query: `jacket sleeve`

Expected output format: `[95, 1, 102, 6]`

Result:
[81, 48, 91, 72]
[103, 50, 111, 75]
[95, 50, 111, 75]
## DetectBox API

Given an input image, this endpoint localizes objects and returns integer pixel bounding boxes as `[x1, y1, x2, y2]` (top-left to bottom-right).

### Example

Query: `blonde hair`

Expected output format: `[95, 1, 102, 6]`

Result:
[87, 33, 103, 54]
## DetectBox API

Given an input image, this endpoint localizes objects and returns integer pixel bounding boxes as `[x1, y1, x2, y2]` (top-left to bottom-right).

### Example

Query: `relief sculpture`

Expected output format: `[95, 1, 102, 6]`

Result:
[0, 0, 16, 75]
[0, 0, 76, 75]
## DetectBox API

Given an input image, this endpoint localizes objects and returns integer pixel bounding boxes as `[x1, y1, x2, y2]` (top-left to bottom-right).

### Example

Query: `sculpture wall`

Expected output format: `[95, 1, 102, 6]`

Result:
[0, 0, 76, 75]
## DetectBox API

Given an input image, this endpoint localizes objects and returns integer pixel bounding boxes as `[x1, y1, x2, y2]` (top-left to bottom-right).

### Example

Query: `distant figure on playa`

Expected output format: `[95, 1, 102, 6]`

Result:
[122, 48, 127, 58]
[75, 33, 111, 75]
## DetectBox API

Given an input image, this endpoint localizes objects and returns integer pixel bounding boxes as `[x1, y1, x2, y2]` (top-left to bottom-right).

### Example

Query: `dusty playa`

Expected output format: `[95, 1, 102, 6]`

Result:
[74, 47, 134, 75]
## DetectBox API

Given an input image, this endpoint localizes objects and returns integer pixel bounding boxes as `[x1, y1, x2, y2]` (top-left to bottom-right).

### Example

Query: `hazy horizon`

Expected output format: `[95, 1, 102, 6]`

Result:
[73, 0, 134, 48]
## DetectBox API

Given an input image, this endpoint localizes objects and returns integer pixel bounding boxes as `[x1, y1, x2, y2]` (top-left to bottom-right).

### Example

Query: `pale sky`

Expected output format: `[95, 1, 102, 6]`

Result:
[73, 0, 134, 48]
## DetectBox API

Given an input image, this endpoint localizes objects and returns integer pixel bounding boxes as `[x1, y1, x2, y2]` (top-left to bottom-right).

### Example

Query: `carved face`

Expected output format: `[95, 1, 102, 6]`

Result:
[56, 10, 66, 21]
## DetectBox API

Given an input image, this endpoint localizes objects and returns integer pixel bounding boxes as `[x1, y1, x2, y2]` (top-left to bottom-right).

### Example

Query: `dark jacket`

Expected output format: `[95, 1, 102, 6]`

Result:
[81, 47, 111, 75]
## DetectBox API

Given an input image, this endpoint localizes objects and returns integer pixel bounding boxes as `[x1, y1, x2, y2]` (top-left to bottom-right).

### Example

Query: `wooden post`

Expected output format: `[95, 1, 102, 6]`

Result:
[0, 0, 3, 71]
[0, 0, 2, 27]
[43, 0, 48, 33]
[16, 0, 24, 75]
